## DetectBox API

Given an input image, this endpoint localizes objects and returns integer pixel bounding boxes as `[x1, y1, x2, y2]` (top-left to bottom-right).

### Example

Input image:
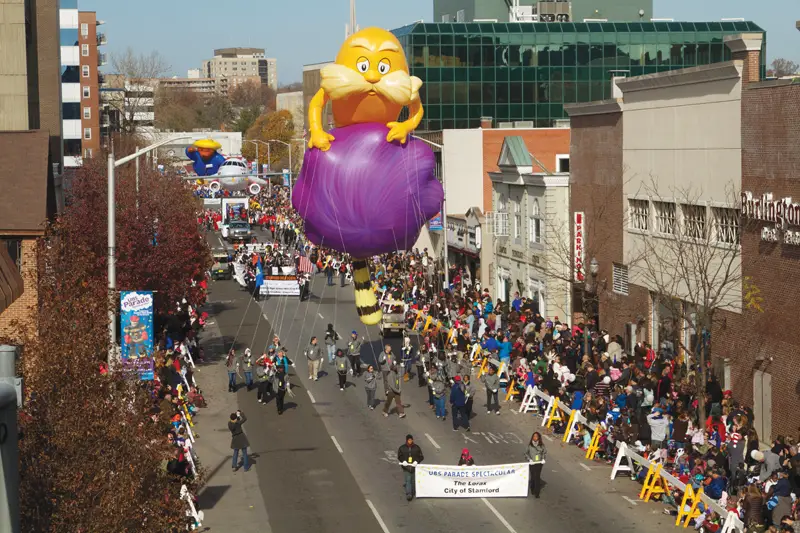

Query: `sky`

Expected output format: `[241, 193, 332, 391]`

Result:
[80, 0, 799, 84]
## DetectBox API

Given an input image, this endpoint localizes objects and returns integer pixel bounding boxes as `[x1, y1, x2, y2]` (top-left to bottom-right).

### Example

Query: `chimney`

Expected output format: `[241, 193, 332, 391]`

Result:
[724, 32, 763, 84]
[480, 116, 493, 129]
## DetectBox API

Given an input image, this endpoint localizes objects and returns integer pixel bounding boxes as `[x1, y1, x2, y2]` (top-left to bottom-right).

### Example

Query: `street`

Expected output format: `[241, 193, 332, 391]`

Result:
[197, 231, 675, 533]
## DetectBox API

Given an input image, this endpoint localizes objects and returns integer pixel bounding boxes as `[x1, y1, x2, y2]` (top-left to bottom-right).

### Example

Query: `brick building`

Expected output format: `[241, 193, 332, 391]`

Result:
[78, 11, 104, 161]
[566, 32, 800, 440]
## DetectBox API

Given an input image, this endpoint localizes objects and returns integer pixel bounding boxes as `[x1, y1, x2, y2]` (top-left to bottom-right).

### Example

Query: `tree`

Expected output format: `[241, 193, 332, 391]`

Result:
[229, 80, 276, 112]
[769, 58, 799, 78]
[631, 180, 763, 418]
[154, 87, 204, 132]
[277, 82, 303, 94]
[110, 48, 170, 134]
[232, 105, 262, 134]
[12, 157, 210, 531]
[242, 110, 297, 170]
[197, 95, 234, 130]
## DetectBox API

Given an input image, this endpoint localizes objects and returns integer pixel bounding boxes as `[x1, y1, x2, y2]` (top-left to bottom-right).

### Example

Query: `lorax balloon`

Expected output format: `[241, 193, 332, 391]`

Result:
[293, 27, 443, 325]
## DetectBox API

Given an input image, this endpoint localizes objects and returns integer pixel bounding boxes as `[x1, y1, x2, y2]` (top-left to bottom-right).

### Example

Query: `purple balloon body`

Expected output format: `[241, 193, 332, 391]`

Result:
[292, 123, 443, 258]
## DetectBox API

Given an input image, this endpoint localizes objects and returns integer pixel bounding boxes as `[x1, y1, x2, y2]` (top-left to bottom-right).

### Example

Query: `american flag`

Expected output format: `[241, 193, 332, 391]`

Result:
[298, 255, 314, 273]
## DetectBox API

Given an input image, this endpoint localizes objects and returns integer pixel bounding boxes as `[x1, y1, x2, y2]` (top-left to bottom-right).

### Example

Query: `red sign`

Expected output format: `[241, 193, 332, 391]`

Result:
[574, 212, 585, 282]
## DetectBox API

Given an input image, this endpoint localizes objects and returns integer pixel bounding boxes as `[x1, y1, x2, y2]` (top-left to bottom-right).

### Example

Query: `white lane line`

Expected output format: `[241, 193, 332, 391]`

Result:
[424, 433, 441, 450]
[218, 237, 225, 248]
[307, 390, 316, 404]
[579, 463, 591, 471]
[510, 409, 518, 415]
[263, 313, 269, 320]
[542, 434, 554, 442]
[318, 312, 324, 319]
[481, 498, 518, 533]
[622, 496, 638, 506]
[365, 499, 391, 533]
[331, 436, 343, 454]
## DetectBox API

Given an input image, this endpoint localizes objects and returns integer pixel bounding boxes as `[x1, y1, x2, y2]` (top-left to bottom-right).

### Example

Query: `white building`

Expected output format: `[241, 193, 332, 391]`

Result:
[59, 4, 81, 167]
[276, 91, 304, 134]
[490, 136, 571, 318]
[202, 48, 278, 92]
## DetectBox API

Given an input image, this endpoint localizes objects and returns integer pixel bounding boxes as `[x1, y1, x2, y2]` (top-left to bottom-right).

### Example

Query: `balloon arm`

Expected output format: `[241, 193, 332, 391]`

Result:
[308, 88, 330, 147]
[386, 101, 424, 144]
[406, 100, 424, 132]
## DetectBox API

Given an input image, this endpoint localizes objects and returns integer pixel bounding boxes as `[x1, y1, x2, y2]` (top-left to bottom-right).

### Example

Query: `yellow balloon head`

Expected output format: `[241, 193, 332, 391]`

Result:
[335, 27, 409, 79]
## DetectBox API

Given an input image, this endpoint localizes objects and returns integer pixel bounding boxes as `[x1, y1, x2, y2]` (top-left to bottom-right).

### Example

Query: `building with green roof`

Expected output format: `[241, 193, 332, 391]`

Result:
[392, 21, 766, 131]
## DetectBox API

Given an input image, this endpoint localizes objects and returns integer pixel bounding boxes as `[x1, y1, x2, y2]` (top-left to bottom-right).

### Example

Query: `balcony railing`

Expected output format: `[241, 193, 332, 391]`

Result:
[98, 53, 107, 67]
[97, 33, 107, 46]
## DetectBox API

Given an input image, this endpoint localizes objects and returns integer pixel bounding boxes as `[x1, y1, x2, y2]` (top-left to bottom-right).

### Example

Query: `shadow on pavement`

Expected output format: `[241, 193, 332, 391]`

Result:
[197, 485, 231, 510]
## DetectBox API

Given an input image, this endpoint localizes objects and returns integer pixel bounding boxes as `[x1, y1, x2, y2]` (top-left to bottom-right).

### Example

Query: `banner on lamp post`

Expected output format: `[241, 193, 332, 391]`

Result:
[283, 169, 290, 187]
[428, 212, 443, 231]
[414, 463, 529, 498]
[120, 291, 155, 380]
[574, 211, 585, 282]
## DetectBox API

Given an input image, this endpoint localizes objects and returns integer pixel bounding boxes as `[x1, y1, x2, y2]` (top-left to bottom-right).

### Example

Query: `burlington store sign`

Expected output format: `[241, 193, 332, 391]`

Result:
[741, 192, 800, 245]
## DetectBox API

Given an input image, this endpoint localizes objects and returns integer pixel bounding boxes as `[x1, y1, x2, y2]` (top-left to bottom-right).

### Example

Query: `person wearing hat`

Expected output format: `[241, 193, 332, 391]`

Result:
[347, 331, 363, 377]
[450, 374, 470, 432]
[186, 139, 225, 176]
[397, 434, 424, 501]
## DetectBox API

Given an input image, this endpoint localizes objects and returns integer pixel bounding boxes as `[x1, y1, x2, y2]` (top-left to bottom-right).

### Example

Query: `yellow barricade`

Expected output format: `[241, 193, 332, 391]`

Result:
[504, 377, 520, 401]
[562, 410, 577, 442]
[639, 463, 670, 502]
[545, 397, 564, 428]
[676, 485, 704, 527]
[585, 424, 601, 460]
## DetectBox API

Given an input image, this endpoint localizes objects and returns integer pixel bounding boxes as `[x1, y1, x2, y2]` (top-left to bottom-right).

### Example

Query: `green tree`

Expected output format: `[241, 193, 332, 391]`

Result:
[197, 95, 234, 130]
[232, 105, 262, 134]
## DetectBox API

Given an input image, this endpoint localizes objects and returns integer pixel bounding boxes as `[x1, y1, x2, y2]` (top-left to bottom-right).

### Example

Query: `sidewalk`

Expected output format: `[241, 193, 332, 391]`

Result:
[192, 302, 272, 532]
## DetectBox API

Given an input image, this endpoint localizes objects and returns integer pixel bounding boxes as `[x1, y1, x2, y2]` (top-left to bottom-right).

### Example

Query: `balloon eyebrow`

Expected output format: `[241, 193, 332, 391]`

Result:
[378, 41, 399, 52]
[350, 38, 375, 52]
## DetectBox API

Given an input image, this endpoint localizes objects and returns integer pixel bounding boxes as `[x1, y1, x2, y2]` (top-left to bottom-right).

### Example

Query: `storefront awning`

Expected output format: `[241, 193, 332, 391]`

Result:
[448, 245, 481, 258]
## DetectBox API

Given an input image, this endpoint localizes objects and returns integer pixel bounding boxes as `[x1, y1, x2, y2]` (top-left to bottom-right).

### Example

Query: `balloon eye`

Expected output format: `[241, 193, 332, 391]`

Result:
[357, 58, 369, 73]
[378, 60, 391, 74]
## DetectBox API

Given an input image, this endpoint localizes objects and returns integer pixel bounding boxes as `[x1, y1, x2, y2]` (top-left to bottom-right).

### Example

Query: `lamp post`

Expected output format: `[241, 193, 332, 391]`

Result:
[411, 135, 449, 290]
[107, 135, 192, 365]
[583, 257, 599, 358]
[267, 138, 304, 204]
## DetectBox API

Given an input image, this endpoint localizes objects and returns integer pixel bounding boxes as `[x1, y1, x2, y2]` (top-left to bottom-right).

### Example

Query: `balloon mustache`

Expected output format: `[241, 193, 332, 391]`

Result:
[321, 64, 421, 106]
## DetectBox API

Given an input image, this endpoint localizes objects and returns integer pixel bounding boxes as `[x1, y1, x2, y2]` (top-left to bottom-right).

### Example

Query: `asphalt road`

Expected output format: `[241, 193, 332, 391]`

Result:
[206, 229, 676, 532]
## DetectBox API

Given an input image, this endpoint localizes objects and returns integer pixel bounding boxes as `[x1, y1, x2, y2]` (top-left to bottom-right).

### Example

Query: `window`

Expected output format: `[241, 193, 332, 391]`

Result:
[456, 9, 465, 22]
[2, 239, 23, 272]
[514, 200, 521, 239]
[83, 128, 91, 140]
[80, 23, 88, 37]
[82, 86, 90, 98]
[612, 264, 629, 296]
[496, 192, 506, 212]
[83, 107, 91, 119]
[713, 207, 740, 244]
[529, 199, 542, 244]
[556, 154, 570, 173]
[493, 212, 509, 237]
[682, 204, 707, 239]
[653, 201, 676, 235]
[81, 44, 89, 56]
[82, 65, 90, 78]
[84, 148, 93, 159]
[629, 199, 650, 231]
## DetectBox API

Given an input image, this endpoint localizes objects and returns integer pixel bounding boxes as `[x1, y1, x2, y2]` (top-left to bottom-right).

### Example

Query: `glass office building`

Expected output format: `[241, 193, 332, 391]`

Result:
[392, 21, 766, 131]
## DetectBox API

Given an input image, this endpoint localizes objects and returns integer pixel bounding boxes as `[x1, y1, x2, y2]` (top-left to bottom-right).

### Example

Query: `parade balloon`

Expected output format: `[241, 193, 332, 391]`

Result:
[298, 27, 442, 325]
[292, 123, 442, 259]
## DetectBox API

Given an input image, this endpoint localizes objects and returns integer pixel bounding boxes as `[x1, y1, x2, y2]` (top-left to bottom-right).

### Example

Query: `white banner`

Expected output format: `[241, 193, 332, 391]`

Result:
[415, 463, 529, 498]
[233, 263, 247, 287]
[260, 279, 300, 296]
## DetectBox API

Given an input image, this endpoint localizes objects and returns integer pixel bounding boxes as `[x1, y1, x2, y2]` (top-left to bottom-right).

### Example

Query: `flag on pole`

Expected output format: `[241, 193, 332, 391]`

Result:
[298, 255, 313, 273]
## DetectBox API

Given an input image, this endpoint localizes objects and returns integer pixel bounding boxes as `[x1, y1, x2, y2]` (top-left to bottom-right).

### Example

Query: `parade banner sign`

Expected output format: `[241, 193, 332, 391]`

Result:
[428, 212, 443, 231]
[120, 291, 155, 380]
[260, 278, 300, 296]
[415, 463, 529, 498]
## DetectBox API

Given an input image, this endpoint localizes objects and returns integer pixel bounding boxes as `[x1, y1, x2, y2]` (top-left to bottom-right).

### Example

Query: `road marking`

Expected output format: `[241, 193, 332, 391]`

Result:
[218, 237, 225, 248]
[318, 312, 324, 319]
[425, 433, 441, 450]
[510, 409, 518, 415]
[622, 496, 638, 506]
[542, 434, 554, 442]
[382, 451, 396, 464]
[463, 434, 479, 444]
[263, 313, 269, 320]
[331, 436, 343, 454]
[579, 463, 591, 471]
[481, 498, 518, 533]
[307, 390, 316, 403]
[365, 500, 391, 533]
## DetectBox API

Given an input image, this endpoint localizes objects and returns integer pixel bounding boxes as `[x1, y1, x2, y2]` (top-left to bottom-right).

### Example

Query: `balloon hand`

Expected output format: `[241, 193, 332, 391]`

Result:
[386, 122, 412, 144]
[308, 129, 335, 151]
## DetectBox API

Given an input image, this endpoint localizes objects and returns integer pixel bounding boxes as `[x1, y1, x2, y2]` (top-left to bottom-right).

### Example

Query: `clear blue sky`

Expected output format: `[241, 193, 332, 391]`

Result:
[80, 0, 799, 84]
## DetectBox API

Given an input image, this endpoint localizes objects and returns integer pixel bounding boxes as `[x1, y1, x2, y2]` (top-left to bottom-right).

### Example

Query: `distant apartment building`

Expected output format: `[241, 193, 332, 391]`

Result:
[60, 0, 81, 167]
[202, 48, 278, 91]
[276, 91, 304, 134]
[302, 62, 334, 133]
[100, 74, 155, 137]
[187, 68, 201, 79]
[78, 11, 104, 161]
[159, 76, 218, 95]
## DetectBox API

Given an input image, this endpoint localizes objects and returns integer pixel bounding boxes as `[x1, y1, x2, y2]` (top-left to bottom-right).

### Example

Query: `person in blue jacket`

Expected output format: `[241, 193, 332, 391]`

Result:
[497, 335, 512, 364]
[186, 139, 226, 176]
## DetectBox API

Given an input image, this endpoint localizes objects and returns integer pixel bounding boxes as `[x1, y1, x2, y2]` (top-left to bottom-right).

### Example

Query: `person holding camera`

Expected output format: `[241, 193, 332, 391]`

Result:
[229, 410, 251, 472]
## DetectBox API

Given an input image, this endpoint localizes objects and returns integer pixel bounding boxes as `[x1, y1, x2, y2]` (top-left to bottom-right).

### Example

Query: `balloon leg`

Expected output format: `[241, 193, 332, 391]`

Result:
[352, 259, 382, 326]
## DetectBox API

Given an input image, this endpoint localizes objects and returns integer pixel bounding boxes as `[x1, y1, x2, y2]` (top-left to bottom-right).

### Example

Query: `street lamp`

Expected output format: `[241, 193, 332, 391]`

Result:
[107, 135, 192, 365]
[583, 257, 599, 358]
[267, 138, 304, 204]
[410, 135, 450, 290]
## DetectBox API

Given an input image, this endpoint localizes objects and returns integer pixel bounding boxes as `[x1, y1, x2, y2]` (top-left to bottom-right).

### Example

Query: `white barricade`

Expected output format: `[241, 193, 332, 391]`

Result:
[181, 484, 204, 529]
[518, 386, 745, 532]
